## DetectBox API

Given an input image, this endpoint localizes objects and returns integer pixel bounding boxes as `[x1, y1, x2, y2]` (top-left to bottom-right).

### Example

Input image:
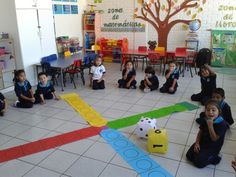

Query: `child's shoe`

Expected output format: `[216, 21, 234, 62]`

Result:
[144, 88, 151, 93]
[12, 100, 19, 107]
[130, 85, 136, 89]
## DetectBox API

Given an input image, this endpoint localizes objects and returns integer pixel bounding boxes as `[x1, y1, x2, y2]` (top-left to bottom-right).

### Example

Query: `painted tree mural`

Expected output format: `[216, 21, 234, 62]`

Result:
[134, 0, 207, 49]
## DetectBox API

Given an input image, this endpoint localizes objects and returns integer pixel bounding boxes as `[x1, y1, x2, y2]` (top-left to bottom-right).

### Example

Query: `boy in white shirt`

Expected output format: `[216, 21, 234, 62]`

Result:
[90, 56, 106, 90]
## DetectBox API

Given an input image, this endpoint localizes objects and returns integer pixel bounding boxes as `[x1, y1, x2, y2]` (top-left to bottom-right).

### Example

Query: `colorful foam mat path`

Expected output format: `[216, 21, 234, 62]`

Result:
[0, 126, 104, 163]
[100, 128, 173, 177]
[61, 93, 108, 127]
[107, 101, 199, 129]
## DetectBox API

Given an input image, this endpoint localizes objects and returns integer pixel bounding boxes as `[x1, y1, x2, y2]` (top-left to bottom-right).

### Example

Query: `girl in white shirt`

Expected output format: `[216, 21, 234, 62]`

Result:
[90, 56, 106, 90]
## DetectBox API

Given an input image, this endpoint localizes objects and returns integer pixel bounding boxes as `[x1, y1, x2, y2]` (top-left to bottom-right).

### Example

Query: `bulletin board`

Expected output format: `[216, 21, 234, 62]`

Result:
[211, 30, 236, 67]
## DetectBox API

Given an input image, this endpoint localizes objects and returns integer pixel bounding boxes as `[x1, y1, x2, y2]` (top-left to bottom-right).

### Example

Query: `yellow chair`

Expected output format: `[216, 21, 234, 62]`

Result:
[147, 129, 168, 154]
[155, 47, 165, 56]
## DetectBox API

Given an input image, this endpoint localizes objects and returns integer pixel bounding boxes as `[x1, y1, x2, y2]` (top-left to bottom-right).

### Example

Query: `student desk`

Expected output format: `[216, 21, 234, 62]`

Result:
[121, 50, 166, 71]
[35, 53, 82, 91]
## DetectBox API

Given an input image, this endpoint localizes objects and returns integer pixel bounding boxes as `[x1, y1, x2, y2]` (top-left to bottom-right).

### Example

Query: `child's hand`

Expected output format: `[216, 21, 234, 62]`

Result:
[126, 82, 131, 88]
[55, 96, 60, 101]
[31, 97, 35, 103]
[169, 87, 174, 92]
[206, 118, 214, 127]
[194, 142, 200, 153]
[40, 100, 46, 105]
[97, 79, 102, 83]
[232, 157, 236, 171]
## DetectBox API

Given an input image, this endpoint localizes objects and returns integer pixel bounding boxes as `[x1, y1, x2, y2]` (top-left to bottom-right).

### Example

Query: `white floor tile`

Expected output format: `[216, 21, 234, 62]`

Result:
[0, 123, 31, 137]
[150, 155, 179, 176]
[99, 164, 137, 177]
[23, 166, 61, 177]
[214, 170, 235, 177]
[176, 162, 214, 177]
[39, 150, 79, 173]
[0, 160, 34, 177]
[59, 139, 95, 155]
[166, 119, 192, 133]
[83, 142, 116, 163]
[65, 156, 107, 177]
[20, 149, 55, 165]
[16, 127, 50, 142]
[36, 118, 66, 131]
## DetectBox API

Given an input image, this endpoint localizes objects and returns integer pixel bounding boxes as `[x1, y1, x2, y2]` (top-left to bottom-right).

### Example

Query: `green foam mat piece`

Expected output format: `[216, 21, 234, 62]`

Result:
[178, 101, 199, 111]
[107, 102, 198, 129]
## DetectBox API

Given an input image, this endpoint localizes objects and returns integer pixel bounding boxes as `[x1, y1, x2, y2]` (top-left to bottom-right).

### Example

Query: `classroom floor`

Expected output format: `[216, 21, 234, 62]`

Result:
[0, 63, 235, 177]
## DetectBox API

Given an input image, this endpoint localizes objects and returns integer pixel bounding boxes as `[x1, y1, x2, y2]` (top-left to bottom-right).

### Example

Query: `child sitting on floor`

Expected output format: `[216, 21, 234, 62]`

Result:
[196, 88, 234, 126]
[191, 64, 216, 105]
[139, 66, 159, 92]
[118, 60, 137, 89]
[160, 62, 179, 94]
[186, 100, 228, 168]
[0, 92, 7, 116]
[34, 72, 60, 104]
[90, 56, 106, 90]
[14, 70, 35, 108]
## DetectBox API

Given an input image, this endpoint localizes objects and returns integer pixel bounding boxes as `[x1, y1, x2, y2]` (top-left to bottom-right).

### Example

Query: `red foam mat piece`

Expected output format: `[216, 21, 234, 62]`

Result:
[0, 126, 105, 163]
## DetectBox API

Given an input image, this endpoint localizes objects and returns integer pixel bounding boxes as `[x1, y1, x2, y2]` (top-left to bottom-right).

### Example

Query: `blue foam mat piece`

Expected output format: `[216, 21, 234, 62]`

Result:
[100, 128, 173, 177]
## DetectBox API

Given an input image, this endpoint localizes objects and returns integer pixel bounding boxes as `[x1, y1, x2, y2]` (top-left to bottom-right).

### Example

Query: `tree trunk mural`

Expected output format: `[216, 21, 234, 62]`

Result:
[134, 0, 207, 49]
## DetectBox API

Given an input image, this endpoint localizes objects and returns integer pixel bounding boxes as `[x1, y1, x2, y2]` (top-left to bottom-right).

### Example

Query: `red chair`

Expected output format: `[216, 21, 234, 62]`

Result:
[185, 51, 197, 77]
[64, 60, 85, 88]
[175, 47, 187, 77]
[148, 52, 162, 74]
[134, 46, 148, 70]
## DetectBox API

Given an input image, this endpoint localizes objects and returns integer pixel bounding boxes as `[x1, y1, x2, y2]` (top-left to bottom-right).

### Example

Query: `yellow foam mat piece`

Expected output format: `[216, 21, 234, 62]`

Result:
[60, 93, 108, 127]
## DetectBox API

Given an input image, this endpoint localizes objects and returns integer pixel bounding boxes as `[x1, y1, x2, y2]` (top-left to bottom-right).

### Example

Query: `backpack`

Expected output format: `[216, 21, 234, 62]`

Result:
[195, 48, 212, 68]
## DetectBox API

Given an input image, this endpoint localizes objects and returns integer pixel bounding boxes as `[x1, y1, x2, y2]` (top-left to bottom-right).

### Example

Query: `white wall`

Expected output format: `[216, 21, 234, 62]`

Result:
[0, 0, 23, 69]
[87, 0, 236, 51]
[54, 0, 87, 41]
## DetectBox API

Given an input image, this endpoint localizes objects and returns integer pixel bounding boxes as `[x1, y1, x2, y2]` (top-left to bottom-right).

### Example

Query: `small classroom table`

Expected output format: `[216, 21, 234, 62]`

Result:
[35, 53, 82, 91]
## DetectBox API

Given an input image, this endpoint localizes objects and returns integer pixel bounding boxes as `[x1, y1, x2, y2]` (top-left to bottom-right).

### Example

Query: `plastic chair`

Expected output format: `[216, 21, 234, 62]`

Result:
[64, 60, 85, 88]
[134, 46, 148, 70]
[40, 62, 60, 86]
[148, 52, 162, 74]
[112, 47, 122, 63]
[185, 51, 197, 77]
[175, 47, 187, 77]
[155, 47, 166, 74]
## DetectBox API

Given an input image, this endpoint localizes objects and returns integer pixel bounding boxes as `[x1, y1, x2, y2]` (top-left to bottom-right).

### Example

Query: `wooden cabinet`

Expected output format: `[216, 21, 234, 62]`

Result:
[0, 39, 16, 89]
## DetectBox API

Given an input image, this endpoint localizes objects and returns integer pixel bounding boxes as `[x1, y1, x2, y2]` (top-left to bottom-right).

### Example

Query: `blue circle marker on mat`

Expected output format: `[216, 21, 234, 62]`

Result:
[123, 149, 139, 158]
[113, 139, 129, 148]
[136, 159, 153, 170]
[148, 171, 166, 177]
[105, 131, 120, 140]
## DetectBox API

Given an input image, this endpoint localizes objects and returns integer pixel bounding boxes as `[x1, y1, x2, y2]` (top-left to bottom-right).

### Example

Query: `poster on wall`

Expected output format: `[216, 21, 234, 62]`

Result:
[53, 4, 63, 14]
[63, 5, 71, 14]
[211, 30, 236, 67]
[71, 5, 78, 14]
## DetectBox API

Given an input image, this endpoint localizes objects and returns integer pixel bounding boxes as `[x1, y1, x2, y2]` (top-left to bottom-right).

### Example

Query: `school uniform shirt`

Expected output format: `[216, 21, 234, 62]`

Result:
[199, 116, 227, 154]
[201, 75, 216, 96]
[165, 69, 179, 86]
[36, 80, 55, 96]
[90, 65, 106, 80]
[122, 68, 136, 82]
[0, 93, 5, 108]
[0, 93, 5, 103]
[14, 80, 32, 98]
[220, 101, 234, 125]
[147, 75, 159, 89]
